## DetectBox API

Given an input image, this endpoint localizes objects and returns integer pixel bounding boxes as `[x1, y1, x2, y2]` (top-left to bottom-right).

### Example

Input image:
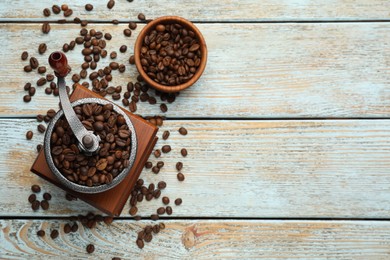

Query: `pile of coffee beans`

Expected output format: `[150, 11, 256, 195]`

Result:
[139, 23, 202, 86]
[50, 102, 132, 186]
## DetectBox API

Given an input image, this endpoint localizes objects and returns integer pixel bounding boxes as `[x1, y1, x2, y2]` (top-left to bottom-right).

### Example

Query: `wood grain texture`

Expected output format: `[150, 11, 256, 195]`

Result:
[1, 219, 390, 259]
[0, 0, 389, 21]
[0, 23, 389, 118]
[1, 119, 390, 218]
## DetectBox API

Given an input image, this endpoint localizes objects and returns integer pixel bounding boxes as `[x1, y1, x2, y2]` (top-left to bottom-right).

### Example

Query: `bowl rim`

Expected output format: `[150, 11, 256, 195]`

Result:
[134, 16, 207, 93]
[44, 98, 138, 194]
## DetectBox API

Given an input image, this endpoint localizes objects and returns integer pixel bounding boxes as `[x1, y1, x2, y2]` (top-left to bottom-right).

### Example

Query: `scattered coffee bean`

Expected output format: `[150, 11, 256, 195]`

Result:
[43, 192, 52, 200]
[31, 184, 41, 193]
[38, 43, 47, 54]
[24, 65, 32, 72]
[37, 77, 47, 86]
[136, 239, 144, 249]
[21, 51, 28, 60]
[157, 161, 164, 168]
[179, 127, 188, 135]
[176, 162, 183, 171]
[28, 194, 36, 203]
[129, 206, 138, 216]
[107, 0, 115, 9]
[158, 181, 166, 189]
[42, 22, 51, 34]
[154, 149, 161, 158]
[162, 196, 170, 205]
[86, 244, 95, 254]
[165, 206, 173, 215]
[64, 223, 71, 234]
[177, 172, 185, 181]
[120, 45, 127, 53]
[23, 95, 31, 102]
[151, 166, 160, 174]
[29, 87, 36, 96]
[26, 131, 33, 140]
[85, 4, 93, 11]
[50, 229, 59, 239]
[123, 29, 132, 37]
[151, 214, 159, 221]
[52, 5, 61, 14]
[161, 145, 171, 153]
[37, 124, 46, 133]
[71, 223, 79, 232]
[64, 9, 73, 17]
[30, 57, 39, 69]
[157, 207, 165, 215]
[181, 148, 188, 157]
[129, 22, 137, 30]
[37, 144, 43, 152]
[160, 104, 168, 113]
[104, 33, 112, 40]
[162, 131, 170, 140]
[129, 55, 135, 65]
[38, 66, 47, 74]
[104, 216, 113, 225]
[41, 200, 49, 210]
[112, 19, 119, 25]
[43, 8, 51, 17]
[175, 198, 182, 205]
[31, 200, 40, 211]
[138, 13, 145, 21]
[110, 51, 117, 59]
[37, 230, 45, 237]
[61, 4, 68, 11]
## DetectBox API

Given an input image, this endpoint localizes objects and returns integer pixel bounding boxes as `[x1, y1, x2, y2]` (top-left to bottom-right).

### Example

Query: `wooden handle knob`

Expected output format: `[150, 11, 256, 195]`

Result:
[48, 51, 69, 77]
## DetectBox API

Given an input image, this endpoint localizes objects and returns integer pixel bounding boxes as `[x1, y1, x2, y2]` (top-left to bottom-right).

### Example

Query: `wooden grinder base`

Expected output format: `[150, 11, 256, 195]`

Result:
[31, 84, 158, 216]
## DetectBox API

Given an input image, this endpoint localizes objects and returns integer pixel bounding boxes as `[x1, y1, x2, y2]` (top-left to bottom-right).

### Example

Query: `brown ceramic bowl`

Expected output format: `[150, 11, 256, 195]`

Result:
[134, 16, 207, 93]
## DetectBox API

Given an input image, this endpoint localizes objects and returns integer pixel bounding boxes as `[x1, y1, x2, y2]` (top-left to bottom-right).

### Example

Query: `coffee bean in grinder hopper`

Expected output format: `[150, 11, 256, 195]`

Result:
[45, 51, 137, 194]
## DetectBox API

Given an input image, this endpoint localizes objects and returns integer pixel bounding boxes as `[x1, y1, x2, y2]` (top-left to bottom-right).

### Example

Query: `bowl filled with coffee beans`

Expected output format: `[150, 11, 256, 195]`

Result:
[134, 16, 207, 93]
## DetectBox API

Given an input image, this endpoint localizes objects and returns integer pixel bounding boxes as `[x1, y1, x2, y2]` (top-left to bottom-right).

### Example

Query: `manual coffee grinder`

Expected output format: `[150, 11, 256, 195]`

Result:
[31, 51, 158, 215]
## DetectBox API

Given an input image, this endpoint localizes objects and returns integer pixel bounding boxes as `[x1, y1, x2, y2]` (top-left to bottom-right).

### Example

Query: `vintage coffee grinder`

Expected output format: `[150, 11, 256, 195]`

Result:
[31, 52, 158, 215]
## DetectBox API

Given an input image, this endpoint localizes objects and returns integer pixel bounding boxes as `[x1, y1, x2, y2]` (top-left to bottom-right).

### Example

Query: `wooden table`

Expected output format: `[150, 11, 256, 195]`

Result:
[1, 1, 389, 258]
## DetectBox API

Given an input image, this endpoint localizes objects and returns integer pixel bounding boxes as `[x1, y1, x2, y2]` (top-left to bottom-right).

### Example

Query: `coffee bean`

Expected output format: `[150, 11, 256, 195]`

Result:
[23, 82, 31, 91]
[28, 194, 36, 203]
[31, 184, 41, 193]
[162, 196, 170, 205]
[165, 206, 173, 215]
[161, 145, 171, 153]
[159, 223, 165, 230]
[158, 181, 166, 189]
[156, 161, 164, 168]
[162, 130, 170, 140]
[42, 22, 51, 34]
[160, 103, 168, 113]
[129, 22, 137, 30]
[177, 172, 185, 181]
[129, 101, 137, 112]
[104, 33, 112, 41]
[112, 19, 119, 24]
[136, 239, 144, 249]
[64, 223, 71, 234]
[38, 66, 46, 74]
[110, 51, 117, 59]
[138, 13, 145, 21]
[150, 166, 159, 174]
[50, 229, 59, 239]
[36, 144, 43, 152]
[123, 29, 131, 37]
[24, 65, 32, 72]
[26, 131, 33, 140]
[151, 214, 159, 221]
[61, 4, 68, 11]
[86, 244, 95, 254]
[175, 198, 182, 205]
[152, 224, 160, 234]
[37, 230, 45, 237]
[72, 74, 80, 83]
[176, 162, 183, 171]
[30, 57, 39, 69]
[157, 207, 165, 215]
[23, 95, 31, 102]
[118, 64, 126, 73]
[37, 77, 47, 86]
[52, 5, 61, 14]
[21, 51, 28, 60]
[38, 124, 46, 133]
[36, 114, 44, 122]
[107, 0, 115, 9]
[29, 87, 36, 96]
[181, 148, 188, 157]
[144, 161, 152, 169]
[41, 200, 49, 210]
[47, 74, 54, 81]
[64, 9, 73, 17]
[85, 4, 93, 11]
[120, 45, 127, 53]
[154, 149, 161, 158]
[104, 216, 113, 225]
[43, 192, 52, 200]
[179, 127, 188, 135]
[129, 206, 138, 216]
[43, 8, 51, 17]
[31, 200, 40, 211]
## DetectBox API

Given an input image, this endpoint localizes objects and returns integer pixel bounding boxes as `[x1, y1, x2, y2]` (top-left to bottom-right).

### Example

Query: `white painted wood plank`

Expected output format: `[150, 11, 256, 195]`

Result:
[0, 23, 389, 118]
[0, 0, 389, 21]
[1, 119, 389, 218]
[1, 219, 390, 259]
